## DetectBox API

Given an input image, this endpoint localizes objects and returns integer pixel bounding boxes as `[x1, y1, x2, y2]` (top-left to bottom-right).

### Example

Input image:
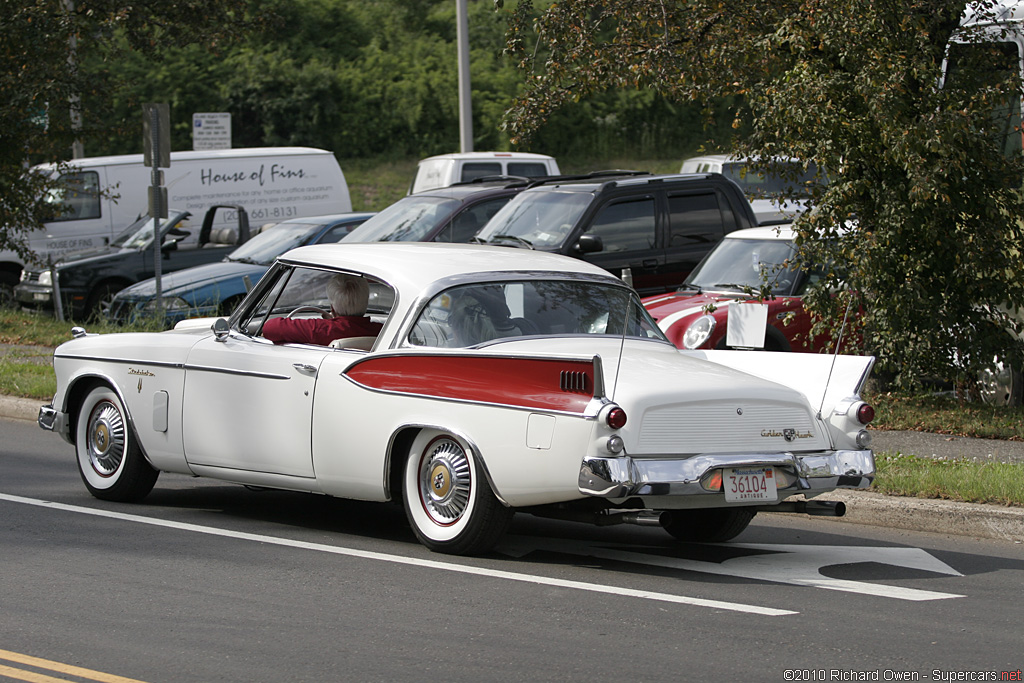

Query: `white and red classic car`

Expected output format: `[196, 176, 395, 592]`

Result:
[39, 243, 876, 555]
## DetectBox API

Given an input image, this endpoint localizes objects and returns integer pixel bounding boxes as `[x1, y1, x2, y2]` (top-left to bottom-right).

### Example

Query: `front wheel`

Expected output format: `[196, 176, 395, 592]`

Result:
[402, 429, 512, 555]
[661, 507, 756, 543]
[75, 386, 158, 502]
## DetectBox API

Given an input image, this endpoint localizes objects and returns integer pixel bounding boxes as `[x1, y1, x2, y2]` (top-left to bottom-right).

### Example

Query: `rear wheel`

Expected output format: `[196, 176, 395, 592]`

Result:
[661, 507, 756, 543]
[402, 429, 512, 555]
[75, 386, 158, 502]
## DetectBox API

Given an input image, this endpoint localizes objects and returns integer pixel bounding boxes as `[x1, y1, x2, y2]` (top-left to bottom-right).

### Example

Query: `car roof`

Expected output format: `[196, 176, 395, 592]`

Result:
[275, 212, 375, 225]
[418, 151, 556, 162]
[412, 181, 528, 200]
[523, 172, 719, 193]
[280, 242, 620, 291]
[723, 224, 796, 240]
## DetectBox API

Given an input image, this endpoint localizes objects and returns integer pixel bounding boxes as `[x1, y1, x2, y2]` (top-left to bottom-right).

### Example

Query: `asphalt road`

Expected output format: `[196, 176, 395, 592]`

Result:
[2, 417, 1023, 682]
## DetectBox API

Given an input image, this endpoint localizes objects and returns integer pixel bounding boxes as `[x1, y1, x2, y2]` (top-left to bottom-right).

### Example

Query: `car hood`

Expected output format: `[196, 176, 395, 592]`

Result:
[114, 261, 266, 299]
[642, 291, 737, 328]
[54, 245, 135, 268]
[478, 337, 832, 454]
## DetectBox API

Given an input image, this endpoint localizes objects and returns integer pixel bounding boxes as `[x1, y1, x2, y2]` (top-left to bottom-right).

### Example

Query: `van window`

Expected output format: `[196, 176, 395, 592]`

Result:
[507, 162, 550, 178]
[585, 198, 657, 252]
[460, 162, 503, 182]
[47, 171, 101, 222]
[667, 192, 727, 245]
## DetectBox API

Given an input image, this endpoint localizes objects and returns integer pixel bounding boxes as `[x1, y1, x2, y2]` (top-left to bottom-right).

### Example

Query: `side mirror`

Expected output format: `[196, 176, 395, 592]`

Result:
[575, 234, 603, 254]
[212, 317, 230, 342]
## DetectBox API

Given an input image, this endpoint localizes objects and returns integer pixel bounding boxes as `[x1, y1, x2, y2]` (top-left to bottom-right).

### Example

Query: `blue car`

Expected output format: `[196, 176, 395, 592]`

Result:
[107, 212, 374, 325]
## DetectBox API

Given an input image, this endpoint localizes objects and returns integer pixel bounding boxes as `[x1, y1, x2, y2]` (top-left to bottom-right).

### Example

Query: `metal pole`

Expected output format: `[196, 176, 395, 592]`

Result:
[150, 108, 163, 318]
[456, 0, 473, 152]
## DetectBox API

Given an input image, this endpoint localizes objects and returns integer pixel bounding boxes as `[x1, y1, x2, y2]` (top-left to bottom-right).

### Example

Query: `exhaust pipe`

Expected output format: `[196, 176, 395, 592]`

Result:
[757, 500, 846, 517]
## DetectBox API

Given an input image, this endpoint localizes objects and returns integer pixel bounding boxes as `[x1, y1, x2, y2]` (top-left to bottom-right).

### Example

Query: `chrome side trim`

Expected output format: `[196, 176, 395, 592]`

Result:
[183, 363, 291, 380]
[53, 354, 184, 370]
[579, 449, 875, 499]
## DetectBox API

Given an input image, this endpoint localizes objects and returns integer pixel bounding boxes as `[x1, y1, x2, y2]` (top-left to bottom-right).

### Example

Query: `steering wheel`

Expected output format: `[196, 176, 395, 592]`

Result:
[286, 305, 330, 319]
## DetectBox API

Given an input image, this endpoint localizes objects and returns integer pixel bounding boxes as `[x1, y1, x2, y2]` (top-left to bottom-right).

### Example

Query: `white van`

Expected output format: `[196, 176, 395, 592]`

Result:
[1, 147, 351, 294]
[409, 152, 560, 194]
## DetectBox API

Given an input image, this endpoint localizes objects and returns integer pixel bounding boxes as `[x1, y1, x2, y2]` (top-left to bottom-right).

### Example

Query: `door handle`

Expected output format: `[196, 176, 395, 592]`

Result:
[642, 259, 658, 269]
[293, 363, 317, 374]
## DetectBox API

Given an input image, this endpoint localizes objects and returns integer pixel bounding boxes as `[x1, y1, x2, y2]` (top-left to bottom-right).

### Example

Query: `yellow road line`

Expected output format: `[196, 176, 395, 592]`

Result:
[0, 650, 148, 683]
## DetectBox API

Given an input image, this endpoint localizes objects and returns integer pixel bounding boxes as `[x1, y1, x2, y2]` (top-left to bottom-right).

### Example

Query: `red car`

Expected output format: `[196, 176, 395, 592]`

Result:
[643, 225, 841, 353]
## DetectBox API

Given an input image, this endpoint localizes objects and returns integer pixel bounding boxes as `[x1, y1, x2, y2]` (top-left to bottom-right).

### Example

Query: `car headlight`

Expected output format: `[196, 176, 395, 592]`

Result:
[682, 314, 716, 349]
[143, 296, 191, 311]
[37, 271, 52, 286]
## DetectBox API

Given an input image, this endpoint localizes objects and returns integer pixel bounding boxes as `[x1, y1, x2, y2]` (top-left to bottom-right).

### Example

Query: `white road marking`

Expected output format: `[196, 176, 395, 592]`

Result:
[502, 537, 966, 601]
[0, 493, 795, 616]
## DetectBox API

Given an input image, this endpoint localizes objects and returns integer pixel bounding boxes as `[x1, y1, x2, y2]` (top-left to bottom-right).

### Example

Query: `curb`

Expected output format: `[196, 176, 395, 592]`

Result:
[801, 491, 1024, 544]
[0, 395, 41, 422]
[3, 394, 1021, 544]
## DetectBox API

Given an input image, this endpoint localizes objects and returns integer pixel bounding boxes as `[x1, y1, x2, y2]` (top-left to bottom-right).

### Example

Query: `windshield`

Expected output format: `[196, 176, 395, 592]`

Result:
[720, 162, 826, 200]
[342, 195, 459, 242]
[111, 216, 163, 249]
[228, 221, 325, 265]
[686, 237, 800, 296]
[475, 190, 592, 249]
[407, 280, 666, 348]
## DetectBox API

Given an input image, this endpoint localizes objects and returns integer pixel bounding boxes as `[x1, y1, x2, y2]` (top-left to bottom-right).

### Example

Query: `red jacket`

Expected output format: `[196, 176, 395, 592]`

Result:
[262, 315, 383, 346]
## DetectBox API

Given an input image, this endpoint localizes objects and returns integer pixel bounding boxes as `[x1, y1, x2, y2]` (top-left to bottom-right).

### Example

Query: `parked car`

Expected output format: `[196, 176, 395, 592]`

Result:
[641, 225, 838, 352]
[106, 212, 374, 326]
[342, 178, 537, 245]
[39, 242, 876, 556]
[679, 155, 828, 225]
[15, 205, 251, 320]
[473, 172, 759, 295]
[409, 151, 559, 194]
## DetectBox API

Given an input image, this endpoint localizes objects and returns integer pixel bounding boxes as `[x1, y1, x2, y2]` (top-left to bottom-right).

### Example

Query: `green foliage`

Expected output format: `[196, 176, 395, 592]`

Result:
[507, 0, 1024, 391]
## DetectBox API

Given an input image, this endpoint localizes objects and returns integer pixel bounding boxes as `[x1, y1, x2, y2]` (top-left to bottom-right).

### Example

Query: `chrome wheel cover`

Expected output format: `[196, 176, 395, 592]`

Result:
[979, 361, 1016, 405]
[418, 438, 472, 524]
[85, 400, 126, 477]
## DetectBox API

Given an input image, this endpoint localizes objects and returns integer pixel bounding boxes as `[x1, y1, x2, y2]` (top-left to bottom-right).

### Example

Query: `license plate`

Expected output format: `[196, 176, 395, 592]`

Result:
[724, 467, 777, 502]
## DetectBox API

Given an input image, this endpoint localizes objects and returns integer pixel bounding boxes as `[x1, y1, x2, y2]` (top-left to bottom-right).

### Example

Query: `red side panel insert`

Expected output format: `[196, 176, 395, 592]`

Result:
[345, 355, 594, 414]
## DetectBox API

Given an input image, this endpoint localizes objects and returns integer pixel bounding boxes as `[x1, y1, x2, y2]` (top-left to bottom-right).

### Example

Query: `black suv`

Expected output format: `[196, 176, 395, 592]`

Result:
[342, 177, 539, 244]
[474, 172, 758, 295]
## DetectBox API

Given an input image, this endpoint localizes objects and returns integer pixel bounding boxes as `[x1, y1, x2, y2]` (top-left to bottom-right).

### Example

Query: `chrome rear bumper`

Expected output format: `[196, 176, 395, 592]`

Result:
[579, 450, 874, 502]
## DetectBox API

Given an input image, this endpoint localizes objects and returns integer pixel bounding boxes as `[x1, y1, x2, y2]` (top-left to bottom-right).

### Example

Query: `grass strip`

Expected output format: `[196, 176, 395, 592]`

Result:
[873, 452, 1024, 507]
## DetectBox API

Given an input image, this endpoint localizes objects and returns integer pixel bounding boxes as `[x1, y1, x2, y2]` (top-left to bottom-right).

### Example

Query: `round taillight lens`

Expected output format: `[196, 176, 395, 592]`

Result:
[606, 407, 627, 430]
[857, 403, 875, 425]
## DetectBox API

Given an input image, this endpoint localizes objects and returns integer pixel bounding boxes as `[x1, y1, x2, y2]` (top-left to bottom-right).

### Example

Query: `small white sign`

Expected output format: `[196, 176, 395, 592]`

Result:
[726, 301, 769, 348]
[192, 112, 231, 150]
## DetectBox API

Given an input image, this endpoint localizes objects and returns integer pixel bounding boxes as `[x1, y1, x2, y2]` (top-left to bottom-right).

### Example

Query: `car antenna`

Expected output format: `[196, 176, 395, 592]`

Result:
[817, 296, 854, 419]
[611, 288, 632, 400]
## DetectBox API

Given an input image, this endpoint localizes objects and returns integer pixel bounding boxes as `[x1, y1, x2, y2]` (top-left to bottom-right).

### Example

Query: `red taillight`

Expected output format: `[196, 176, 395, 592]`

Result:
[606, 407, 627, 430]
[857, 403, 875, 425]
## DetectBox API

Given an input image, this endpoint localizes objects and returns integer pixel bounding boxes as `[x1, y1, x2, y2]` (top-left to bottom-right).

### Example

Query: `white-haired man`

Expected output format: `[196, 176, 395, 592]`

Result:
[263, 273, 382, 346]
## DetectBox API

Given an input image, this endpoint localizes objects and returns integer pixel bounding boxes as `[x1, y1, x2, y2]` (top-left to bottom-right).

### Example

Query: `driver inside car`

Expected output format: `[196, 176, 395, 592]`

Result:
[262, 273, 383, 346]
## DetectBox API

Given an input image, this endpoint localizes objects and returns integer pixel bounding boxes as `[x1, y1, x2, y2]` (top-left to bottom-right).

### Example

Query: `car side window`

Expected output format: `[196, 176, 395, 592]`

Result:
[667, 191, 729, 246]
[584, 197, 656, 252]
[435, 196, 513, 243]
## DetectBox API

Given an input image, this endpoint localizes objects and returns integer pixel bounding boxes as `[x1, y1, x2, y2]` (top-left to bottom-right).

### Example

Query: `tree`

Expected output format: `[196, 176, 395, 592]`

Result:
[504, 0, 1024, 393]
[0, 0, 254, 278]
